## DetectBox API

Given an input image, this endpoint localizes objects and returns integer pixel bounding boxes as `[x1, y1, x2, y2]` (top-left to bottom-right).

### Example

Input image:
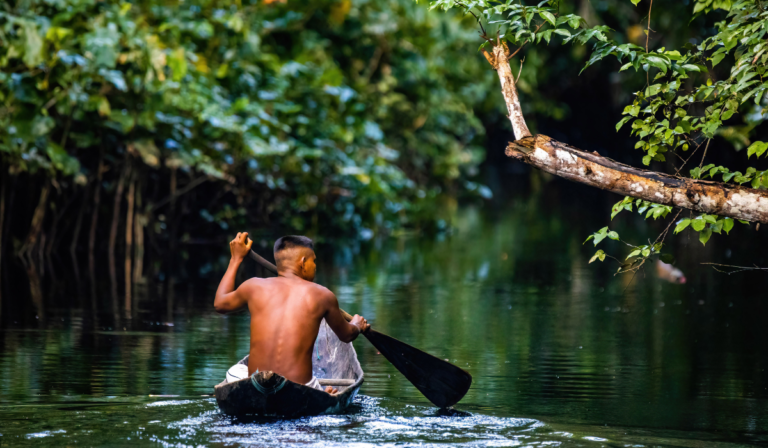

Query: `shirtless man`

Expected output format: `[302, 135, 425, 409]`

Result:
[213, 232, 370, 394]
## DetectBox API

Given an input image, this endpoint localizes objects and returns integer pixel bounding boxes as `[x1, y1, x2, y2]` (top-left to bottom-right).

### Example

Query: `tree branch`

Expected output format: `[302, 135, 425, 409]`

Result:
[482, 39, 532, 140]
[507, 135, 768, 224]
[701, 263, 768, 275]
[151, 175, 208, 212]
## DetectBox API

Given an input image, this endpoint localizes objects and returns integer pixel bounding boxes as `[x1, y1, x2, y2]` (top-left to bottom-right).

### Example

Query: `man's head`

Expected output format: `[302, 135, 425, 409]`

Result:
[274, 235, 316, 281]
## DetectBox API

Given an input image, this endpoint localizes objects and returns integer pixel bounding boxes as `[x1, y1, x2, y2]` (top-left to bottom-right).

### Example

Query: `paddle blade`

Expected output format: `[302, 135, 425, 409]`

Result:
[364, 329, 472, 408]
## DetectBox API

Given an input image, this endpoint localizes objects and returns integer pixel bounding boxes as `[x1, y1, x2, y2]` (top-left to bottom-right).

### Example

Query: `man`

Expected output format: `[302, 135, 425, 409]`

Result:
[213, 232, 370, 394]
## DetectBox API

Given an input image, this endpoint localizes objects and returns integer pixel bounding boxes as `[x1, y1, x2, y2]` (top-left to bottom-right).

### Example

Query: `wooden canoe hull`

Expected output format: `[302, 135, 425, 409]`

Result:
[214, 319, 364, 417]
[214, 374, 362, 417]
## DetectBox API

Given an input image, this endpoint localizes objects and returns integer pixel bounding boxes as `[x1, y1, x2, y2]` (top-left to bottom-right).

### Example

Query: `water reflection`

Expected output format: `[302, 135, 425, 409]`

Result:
[2, 192, 768, 445]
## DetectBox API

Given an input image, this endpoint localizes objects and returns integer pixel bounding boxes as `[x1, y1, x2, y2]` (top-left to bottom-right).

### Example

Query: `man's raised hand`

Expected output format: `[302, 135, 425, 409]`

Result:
[350, 315, 370, 334]
[230, 232, 253, 261]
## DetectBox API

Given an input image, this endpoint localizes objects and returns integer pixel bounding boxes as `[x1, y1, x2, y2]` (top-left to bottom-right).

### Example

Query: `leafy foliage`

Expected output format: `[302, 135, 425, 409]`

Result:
[0, 0, 495, 237]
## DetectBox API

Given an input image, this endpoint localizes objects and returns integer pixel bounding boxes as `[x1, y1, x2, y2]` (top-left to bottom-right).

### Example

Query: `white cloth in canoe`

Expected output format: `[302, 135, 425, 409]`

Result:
[224, 356, 324, 391]
[224, 319, 356, 391]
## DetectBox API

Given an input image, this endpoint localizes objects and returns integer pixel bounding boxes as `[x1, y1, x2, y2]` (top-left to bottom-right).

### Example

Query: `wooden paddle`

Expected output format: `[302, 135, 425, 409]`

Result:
[247, 249, 472, 408]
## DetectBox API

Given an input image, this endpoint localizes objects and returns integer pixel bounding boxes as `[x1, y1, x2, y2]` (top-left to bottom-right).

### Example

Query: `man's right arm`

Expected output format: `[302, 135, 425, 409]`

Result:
[214, 232, 254, 314]
[322, 290, 369, 343]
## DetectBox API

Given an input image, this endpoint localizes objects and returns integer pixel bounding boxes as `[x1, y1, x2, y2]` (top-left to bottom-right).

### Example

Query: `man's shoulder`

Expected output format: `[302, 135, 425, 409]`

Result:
[238, 277, 271, 292]
[307, 282, 333, 298]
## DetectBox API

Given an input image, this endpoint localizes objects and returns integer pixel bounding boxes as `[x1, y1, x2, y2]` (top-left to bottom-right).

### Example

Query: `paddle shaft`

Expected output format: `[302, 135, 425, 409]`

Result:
[246, 248, 472, 408]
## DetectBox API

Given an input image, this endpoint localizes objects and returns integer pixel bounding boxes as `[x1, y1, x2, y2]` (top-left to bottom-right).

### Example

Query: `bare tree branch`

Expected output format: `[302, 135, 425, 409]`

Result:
[701, 263, 768, 275]
[507, 135, 768, 224]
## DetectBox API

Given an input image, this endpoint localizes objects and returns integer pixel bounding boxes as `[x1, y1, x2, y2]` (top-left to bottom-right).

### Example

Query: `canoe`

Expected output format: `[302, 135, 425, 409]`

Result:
[214, 319, 364, 417]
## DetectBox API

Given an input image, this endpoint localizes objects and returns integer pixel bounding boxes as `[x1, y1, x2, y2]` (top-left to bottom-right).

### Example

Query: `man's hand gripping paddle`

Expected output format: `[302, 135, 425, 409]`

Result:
[247, 249, 472, 408]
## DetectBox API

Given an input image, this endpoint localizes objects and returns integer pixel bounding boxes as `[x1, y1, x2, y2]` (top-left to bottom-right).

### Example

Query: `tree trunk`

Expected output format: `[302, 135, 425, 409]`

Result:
[2, 173, 17, 313]
[26, 260, 45, 322]
[20, 181, 51, 317]
[165, 168, 177, 321]
[0, 163, 5, 321]
[506, 135, 768, 224]
[45, 190, 75, 286]
[89, 152, 105, 313]
[483, 41, 531, 140]
[124, 173, 135, 315]
[133, 183, 145, 297]
[21, 181, 51, 265]
[70, 184, 89, 286]
[109, 161, 129, 317]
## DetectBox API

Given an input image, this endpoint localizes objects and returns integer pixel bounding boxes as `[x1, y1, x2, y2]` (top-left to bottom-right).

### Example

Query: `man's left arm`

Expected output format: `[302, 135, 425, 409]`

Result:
[214, 232, 253, 314]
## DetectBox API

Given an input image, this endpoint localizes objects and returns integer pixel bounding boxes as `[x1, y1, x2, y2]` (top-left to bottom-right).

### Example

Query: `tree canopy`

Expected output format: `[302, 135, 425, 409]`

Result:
[0, 0, 502, 313]
[1, 0, 495, 237]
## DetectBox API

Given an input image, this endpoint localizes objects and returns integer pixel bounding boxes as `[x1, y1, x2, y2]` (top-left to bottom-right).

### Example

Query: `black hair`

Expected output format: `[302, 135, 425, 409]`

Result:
[273, 235, 314, 254]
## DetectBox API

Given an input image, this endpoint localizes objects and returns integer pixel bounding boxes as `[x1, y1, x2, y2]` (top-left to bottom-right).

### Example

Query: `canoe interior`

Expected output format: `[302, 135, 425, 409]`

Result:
[214, 319, 364, 417]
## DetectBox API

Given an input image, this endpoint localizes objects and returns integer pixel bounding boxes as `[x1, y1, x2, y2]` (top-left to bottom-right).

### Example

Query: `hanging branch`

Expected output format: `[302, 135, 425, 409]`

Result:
[701, 263, 768, 275]
[89, 151, 105, 312]
[645, 0, 654, 86]
[109, 159, 129, 317]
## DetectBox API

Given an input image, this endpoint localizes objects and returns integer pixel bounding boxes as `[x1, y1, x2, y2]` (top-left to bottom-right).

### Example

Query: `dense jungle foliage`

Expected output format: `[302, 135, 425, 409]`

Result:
[0, 0, 500, 313]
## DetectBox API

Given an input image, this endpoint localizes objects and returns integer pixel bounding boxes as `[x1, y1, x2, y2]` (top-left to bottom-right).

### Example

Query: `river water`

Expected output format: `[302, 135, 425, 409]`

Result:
[2, 186, 768, 446]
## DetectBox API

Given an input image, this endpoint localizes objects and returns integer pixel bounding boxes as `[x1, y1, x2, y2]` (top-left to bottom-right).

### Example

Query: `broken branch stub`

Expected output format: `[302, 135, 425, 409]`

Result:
[483, 41, 531, 141]
[507, 135, 768, 224]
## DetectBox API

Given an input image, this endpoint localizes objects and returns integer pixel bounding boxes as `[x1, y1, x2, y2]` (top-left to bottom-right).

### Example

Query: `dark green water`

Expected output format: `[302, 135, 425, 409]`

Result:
[2, 192, 768, 446]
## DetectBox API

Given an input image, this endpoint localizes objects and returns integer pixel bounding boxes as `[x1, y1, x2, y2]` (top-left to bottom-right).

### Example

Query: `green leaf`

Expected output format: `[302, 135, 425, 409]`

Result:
[589, 250, 606, 263]
[723, 217, 734, 234]
[626, 249, 642, 259]
[747, 142, 768, 158]
[593, 233, 607, 245]
[699, 227, 712, 245]
[691, 218, 706, 231]
[674, 218, 691, 233]
[585, 227, 609, 245]
[702, 214, 717, 225]
[21, 22, 44, 67]
[616, 116, 632, 131]
[690, 167, 701, 179]
[645, 56, 669, 74]
[168, 48, 188, 82]
[98, 96, 111, 117]
[711, 52, 726, 67]
[46, 142, 81, 175]
[539, 11, 557, 26]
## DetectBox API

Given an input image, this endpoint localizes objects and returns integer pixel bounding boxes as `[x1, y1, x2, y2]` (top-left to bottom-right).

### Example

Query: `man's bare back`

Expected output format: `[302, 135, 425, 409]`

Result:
[214, 233, 369, 388]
